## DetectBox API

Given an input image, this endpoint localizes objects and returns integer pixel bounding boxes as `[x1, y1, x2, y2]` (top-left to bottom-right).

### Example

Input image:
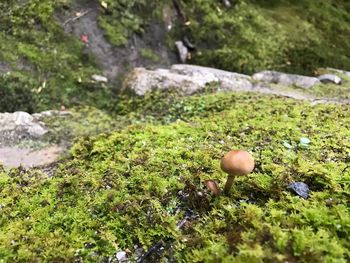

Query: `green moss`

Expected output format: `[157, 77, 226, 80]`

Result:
[174, 0, 350, 75]
[1, 92, 350, 261]
[139, 48, 161, 62]
[98, 0, 149, 47]
[0, 0, 115, 112]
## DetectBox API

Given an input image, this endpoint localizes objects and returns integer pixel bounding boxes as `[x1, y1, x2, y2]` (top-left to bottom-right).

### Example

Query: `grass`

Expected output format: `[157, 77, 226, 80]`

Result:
[1, 91, 350, 261]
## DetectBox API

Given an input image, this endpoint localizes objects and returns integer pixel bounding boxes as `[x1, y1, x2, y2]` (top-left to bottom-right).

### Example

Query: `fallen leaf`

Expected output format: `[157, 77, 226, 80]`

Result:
[299, 137, 311, 148]
[101, 1, 108, 9]
[80, 35, 89, 43]
[283, 141, 293, 149]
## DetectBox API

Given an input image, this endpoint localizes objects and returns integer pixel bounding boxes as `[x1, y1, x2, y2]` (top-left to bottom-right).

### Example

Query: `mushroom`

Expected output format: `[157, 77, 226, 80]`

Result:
[220, 150, 254, 194]
[204, 180, 221, 195]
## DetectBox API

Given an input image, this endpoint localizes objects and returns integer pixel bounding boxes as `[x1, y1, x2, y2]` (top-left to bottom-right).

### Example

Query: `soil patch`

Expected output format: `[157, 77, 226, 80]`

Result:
[0, 145, 63, 169]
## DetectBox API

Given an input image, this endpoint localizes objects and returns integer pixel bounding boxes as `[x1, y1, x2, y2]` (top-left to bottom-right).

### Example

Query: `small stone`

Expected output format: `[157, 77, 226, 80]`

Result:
[287, 182, 310, 199]
[116, 251, 127, 262]
[175, 41, 189, 63]
[223, 0, 231, 7]
[91, 74, 108, 83]
[318, 74, 342, 85]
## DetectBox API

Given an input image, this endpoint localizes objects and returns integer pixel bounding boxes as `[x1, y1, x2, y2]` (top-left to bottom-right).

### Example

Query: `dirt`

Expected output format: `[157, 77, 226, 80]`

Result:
[0, 145, 64, 169]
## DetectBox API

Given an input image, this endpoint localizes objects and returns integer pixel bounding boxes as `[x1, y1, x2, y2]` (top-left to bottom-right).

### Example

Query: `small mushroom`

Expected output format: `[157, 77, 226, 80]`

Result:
[220, 150, 255, 194]
[204, 180, 221, 195]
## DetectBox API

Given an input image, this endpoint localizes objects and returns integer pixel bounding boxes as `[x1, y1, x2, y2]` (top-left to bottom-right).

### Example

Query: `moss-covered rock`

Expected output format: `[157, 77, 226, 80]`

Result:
[1, 92, 350, 261]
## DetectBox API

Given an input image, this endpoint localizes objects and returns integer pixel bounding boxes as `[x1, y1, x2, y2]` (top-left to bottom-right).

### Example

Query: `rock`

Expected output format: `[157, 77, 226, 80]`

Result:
[0, 112, 48, 145]
[123, 65, 253, 96]
[116, 251, 127, 262]
[318, 74, 342, 85]
[326, 68, 350, 77]
[170, 64, 253, 91]
[123, 67, 216, 95]
[287, 182, 310, 199]
[253, 70, 320, 89]
[175, 41, 189, 63]
[32, 110, 72, 120]
[222, 0, 231, 7]
[91, 74, 108, 83]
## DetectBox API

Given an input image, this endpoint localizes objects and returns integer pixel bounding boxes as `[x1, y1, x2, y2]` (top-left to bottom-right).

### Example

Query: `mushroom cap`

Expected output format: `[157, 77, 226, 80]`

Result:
[204, 180, 221, 195]
[220, 150, 254, 176]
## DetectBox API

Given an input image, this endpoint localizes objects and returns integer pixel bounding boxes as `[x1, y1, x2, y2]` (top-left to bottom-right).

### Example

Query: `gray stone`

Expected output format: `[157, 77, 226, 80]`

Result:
[252, 70, 320, 89]
[116, 251, 127, 262]
[287, 182, 310, 199]
[318, 74, 342, 84]
[326, 68, 350, 77]
[91, 74, 108, 83]
[170, 64, 253, 91]
[0, 111, 48, 145]
[123, 67, 216, 95]
[223, 0, 231, 7]
[123, 65, 254, 95]
[32, 110, 72, 120]
[175, 41, 189, 63]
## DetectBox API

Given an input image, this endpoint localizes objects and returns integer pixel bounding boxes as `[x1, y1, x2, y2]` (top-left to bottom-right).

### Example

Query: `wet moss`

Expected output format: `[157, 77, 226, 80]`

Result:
[1, 92, 350, 261]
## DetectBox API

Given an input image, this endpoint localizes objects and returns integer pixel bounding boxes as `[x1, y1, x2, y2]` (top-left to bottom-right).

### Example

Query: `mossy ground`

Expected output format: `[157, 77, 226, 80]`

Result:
[1, 1, 350, 262]
[1, 91, 350, 262]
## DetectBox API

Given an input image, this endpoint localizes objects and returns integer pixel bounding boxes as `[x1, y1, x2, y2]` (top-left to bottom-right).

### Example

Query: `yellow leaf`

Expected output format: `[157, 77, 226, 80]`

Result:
[101, 1, 108, 9]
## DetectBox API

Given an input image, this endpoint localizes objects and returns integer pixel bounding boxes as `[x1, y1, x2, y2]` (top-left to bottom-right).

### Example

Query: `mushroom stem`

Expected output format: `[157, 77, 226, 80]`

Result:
[224, 174, 235, 194]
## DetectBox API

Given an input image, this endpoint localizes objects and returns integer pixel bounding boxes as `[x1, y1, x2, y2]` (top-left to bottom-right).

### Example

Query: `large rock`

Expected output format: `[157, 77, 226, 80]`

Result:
[123, 65, 253, 95]
[170, 64, 253, 91]
[0, 111, 48, 145]
[252, 71, 320, 89]
[326, 68, 350, 77]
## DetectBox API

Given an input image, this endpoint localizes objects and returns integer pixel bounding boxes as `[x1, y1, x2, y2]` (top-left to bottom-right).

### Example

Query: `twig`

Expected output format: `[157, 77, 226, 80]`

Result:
[342, 165, 350, 174]
[63, 9, 91, 26]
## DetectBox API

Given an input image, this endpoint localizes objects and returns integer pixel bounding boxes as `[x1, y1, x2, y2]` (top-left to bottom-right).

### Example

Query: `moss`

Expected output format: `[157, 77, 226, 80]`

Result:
[172, 0, 350, 75]
[98, 0, 155, 47]
[0, 0, 115, 112]
[139, 48, 161, 62]
[1, 91, 350, 261]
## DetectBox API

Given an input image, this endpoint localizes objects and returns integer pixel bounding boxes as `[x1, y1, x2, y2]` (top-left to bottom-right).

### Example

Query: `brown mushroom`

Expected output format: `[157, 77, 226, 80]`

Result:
[204, 180, 221, 195]
[220, 150, 254, 194]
